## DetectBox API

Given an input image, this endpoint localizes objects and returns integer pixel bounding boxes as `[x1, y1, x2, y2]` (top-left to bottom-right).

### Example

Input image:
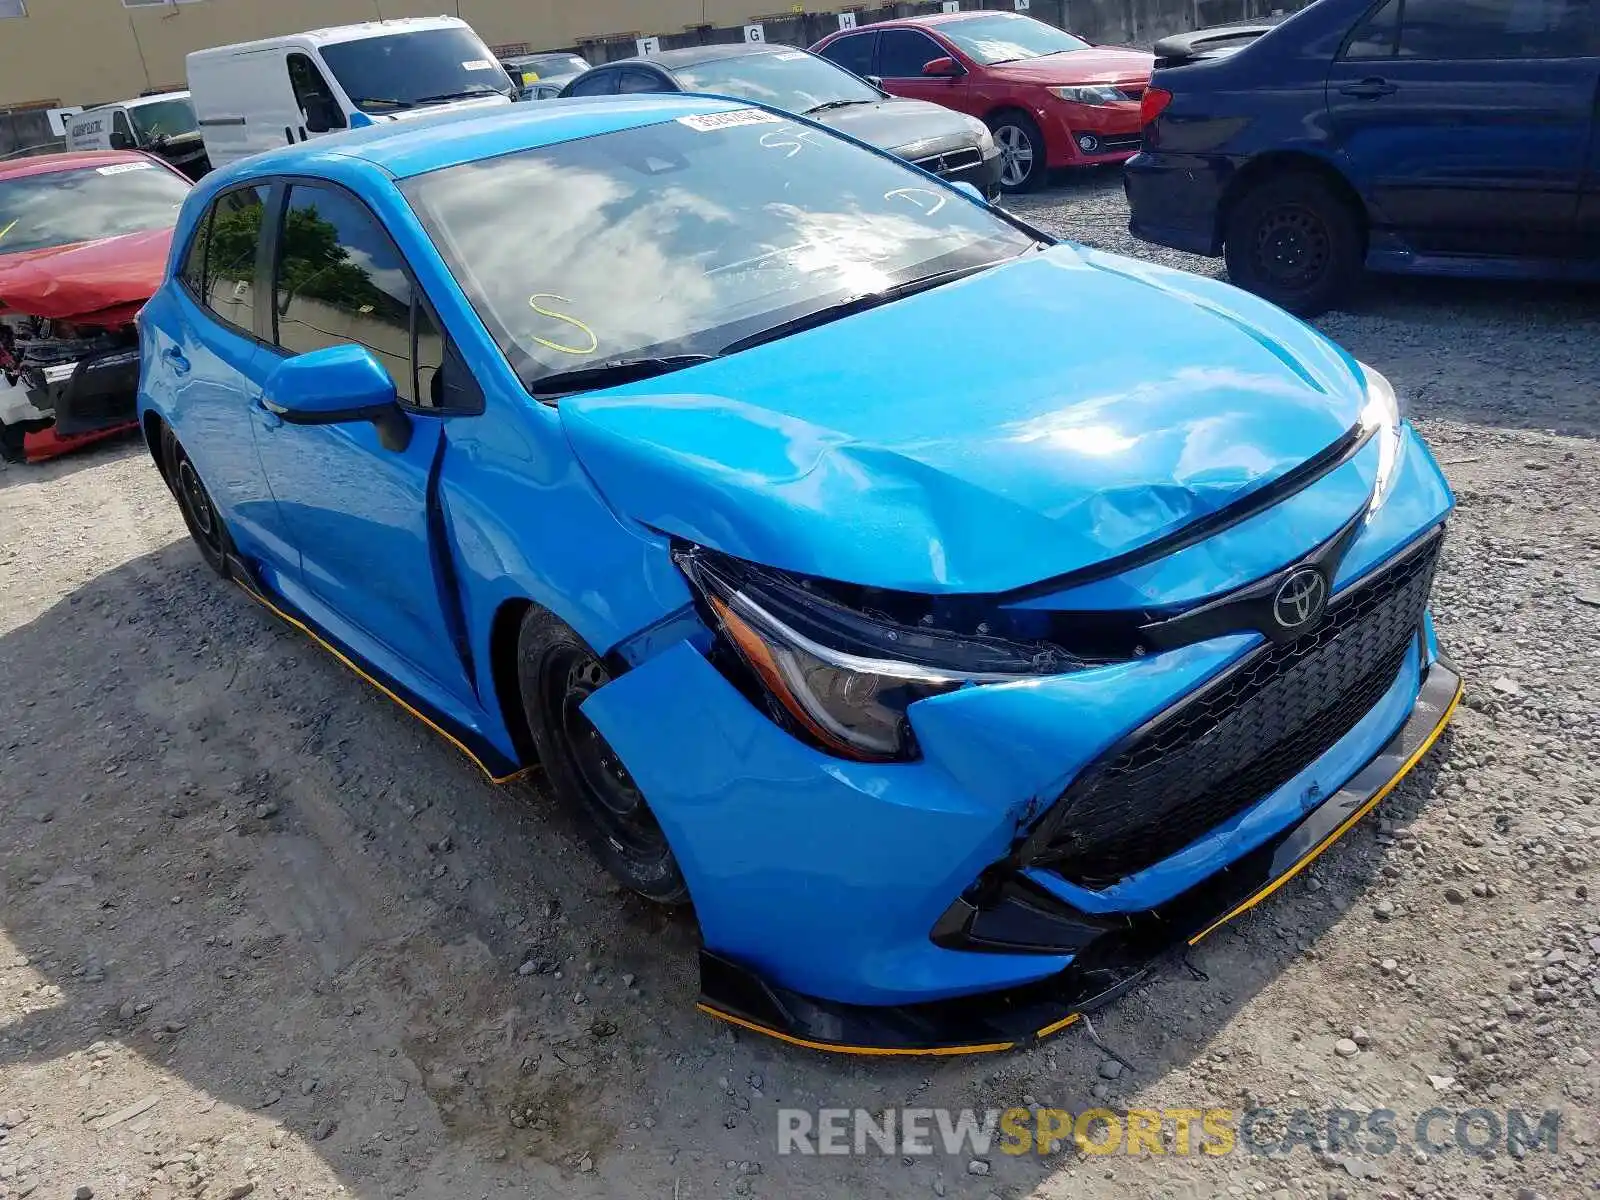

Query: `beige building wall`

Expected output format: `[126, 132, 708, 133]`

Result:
[0, 0, 865, 109]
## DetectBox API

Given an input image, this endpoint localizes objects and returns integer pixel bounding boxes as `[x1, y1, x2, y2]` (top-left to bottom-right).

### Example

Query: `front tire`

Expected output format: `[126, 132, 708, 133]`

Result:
[987, 111, 1047, 193]
[160, 425, 230, 576]
[1223, 172, 1363, 316]
[516, 609, 689, 906]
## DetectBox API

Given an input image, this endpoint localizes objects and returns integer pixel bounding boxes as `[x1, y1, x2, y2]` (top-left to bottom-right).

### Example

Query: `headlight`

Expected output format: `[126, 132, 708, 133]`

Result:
[676, 547, 1076, 762]
[1357, 361, 1405, 512]
[972, 123, 996, 155]
[1049, 85, 1129, 105]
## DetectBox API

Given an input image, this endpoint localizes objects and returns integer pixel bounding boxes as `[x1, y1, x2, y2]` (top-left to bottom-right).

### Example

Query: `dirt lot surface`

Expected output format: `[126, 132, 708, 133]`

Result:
[2, 172, 1597, 1200]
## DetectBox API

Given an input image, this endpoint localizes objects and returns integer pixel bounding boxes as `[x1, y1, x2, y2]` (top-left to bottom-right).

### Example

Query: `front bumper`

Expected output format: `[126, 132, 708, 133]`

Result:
[695, 657, 1460, 1054]
[3, 346, 141, 436]
[1041, 101, 1144, 167]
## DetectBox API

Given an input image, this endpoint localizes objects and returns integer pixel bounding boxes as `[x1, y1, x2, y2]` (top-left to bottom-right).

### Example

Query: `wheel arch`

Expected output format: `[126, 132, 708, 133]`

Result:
[142, 409, 173, 489]
[488, 596, 541, 768]
[1218, 151, 1369, 254]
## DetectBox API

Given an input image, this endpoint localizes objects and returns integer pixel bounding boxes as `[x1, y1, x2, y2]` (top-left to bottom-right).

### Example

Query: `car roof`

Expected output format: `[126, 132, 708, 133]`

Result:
[870, 11, 1007, 28]
[622, 43, 798, 70]
[189, 16, 468, 58]
[202, 93, 756, 185]
[0, 149, 155, 182]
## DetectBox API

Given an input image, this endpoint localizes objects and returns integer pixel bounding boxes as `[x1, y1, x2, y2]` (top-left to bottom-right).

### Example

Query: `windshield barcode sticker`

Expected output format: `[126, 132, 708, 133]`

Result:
[677, 109, 781, 132]
[462, 59, 495, 70]
[96, 162, 154, 175]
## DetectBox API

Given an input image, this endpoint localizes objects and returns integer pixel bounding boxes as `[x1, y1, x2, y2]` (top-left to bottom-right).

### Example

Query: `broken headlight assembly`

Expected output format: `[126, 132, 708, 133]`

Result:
[674, 546, 1080, 762]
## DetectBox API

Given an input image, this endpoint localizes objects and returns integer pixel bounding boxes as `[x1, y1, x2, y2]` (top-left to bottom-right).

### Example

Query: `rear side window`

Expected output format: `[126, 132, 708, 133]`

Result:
[566, 70, 617, 96]
[186, 185, 269, 333]
[618, 68, 667, 94]
[820, 31, 876, 77]
[1346, 0, 1592, 60]
[1343, 0, 1401, 58]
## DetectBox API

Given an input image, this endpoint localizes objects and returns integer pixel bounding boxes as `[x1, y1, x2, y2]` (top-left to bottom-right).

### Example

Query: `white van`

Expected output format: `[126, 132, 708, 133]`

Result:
[186, 17, 515, 169]
[66, 92, 211, 179]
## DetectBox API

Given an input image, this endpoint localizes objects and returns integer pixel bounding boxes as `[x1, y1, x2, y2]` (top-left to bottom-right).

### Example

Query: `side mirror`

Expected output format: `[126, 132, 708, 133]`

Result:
[303, 106, 333, 134]
[922, 57, 964, 78]
[865, 74, 885, 89]
[109, 130, 136, 150]
[263, 345, 411, 452]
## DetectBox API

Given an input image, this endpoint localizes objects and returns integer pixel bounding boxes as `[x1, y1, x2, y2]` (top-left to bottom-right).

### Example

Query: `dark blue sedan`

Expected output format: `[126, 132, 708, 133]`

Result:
[1125, 0, 1600, 314]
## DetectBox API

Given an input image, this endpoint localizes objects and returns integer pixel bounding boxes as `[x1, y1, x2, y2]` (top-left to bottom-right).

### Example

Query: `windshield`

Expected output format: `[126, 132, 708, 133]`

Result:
[402, 111, 1033, 390]
[321, 27, 514, 114]
[0, 162, 188, 255]
[128, 98, 198, 143]
[939, 14, 1089, 65]
[673, 50, 880, 113]
[509, 53, 590, 81]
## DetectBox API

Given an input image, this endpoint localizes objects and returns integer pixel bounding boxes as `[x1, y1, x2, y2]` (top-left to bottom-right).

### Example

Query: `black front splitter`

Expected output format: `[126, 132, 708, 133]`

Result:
[696, 661, 1463, 1056]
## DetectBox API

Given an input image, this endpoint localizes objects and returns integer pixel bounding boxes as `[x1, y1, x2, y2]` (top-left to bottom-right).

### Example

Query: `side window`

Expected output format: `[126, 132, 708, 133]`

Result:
[198, 185, 269, 333]
[820, 31, 876, 77]
[179, 206, 212, 295]
[618, 68, 668, 94]
[273, 184, 421, 404]
[878, 30, 945, 77]
[1342, 0, 1401, 58]
[1397, 0, 1588, 59]
[287, 52, 346, 130]
[566, 70, 618, 97]
[413, 304, 446, 410]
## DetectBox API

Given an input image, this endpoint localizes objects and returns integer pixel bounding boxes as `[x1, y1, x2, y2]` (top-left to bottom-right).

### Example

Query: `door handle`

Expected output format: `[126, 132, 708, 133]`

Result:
[1339, 78, 1397, 99]
[162, 346, 190, 375]
[251, 396, 282, 430]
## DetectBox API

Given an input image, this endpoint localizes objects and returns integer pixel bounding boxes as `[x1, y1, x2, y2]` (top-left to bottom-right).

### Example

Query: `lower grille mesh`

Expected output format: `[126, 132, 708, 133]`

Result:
[1036, 534, 1442, 889]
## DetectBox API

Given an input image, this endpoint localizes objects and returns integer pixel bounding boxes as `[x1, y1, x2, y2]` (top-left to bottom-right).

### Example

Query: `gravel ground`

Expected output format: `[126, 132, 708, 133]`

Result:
[1, 173, 1597, 1200]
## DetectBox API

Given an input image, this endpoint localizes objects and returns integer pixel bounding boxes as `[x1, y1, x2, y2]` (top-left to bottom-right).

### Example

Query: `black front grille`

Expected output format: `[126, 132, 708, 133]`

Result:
[1033, 533, 1443, 889]
[914, 147, 984, 175]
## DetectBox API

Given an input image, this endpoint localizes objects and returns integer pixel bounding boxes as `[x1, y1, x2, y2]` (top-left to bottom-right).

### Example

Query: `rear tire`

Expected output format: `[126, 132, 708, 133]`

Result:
[160, 425, 231, 576]
[1223, 172, 1363, 316]
[516, 608, 689, 906]
[987, 111, 1047, 193]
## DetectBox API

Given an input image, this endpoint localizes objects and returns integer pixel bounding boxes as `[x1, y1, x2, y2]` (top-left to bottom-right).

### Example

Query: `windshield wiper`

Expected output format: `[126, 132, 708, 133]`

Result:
[718, 254, 1034, 357]
[353, 97, 416, 111]
[804, 99, 875, 114]
[413, 87, 501, 105]
[529, 354, 719, 400]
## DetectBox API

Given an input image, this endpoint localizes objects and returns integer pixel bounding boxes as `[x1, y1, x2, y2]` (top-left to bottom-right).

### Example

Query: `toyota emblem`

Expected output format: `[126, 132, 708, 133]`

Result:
[1273, 568, 1327, 631]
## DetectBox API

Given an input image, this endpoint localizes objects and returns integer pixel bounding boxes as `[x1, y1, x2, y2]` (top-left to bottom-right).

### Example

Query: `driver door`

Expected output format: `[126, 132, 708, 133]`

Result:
[875, 28, 969, 110]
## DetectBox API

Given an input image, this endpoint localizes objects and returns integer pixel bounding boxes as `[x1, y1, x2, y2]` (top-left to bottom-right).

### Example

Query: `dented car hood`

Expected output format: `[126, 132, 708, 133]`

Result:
[0, 227, 173, 324]
[559, 245, 1369, 595]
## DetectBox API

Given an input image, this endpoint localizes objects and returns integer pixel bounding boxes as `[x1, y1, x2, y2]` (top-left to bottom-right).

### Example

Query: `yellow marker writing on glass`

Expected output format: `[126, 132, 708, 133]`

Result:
[0, 219, 17, 244]
[528, 293, 598, 355]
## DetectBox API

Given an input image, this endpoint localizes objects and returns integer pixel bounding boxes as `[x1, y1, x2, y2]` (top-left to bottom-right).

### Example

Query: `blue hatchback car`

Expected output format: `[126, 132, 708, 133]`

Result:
[138, 95, 1461, 1055]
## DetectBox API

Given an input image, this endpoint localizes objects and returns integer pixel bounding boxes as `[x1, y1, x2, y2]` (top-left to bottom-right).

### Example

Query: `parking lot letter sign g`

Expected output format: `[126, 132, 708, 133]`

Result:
[744, 23, 766, 43]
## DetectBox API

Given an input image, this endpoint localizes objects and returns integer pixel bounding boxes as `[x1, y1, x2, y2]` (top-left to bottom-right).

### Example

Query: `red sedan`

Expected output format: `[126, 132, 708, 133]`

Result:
[812, 11, 1153, 193]
[0, 150, 189, 463]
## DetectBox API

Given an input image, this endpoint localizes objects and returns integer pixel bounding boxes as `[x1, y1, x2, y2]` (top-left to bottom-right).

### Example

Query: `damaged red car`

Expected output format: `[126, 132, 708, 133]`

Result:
[0, 150, 190, 463]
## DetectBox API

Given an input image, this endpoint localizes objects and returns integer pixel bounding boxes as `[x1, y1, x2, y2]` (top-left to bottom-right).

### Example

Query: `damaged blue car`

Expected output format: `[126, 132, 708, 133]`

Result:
[137, 94, 1460, 1055]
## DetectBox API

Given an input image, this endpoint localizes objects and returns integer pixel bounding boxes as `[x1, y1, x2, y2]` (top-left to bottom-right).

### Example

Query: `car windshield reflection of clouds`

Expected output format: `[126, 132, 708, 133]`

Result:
[402, 114, 1031, 391]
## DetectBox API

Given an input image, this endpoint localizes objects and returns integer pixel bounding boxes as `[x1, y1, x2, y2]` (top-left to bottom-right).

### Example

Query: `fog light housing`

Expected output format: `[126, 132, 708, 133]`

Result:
[1076, 133, 1100, 154]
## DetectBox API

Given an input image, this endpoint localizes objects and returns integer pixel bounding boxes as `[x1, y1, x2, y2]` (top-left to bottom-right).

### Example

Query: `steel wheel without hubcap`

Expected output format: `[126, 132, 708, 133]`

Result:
[546, 647, 671, 866]
[1250, 203, 1331, 292]
[162, 426, 230, 575]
